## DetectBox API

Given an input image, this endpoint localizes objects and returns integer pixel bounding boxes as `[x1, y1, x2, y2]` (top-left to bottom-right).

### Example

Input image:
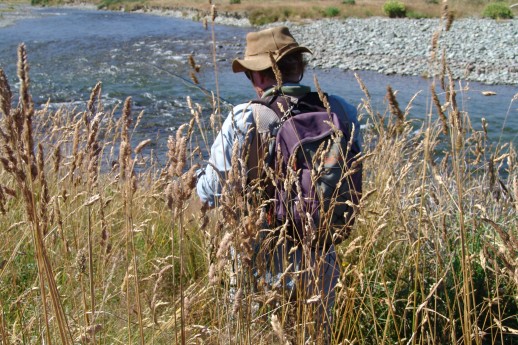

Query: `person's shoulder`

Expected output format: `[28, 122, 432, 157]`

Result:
[224, 101, 256, 129]
[328, 94, 352, 106]
[230, 101, 255, 116]
[328, 94, 356, 113]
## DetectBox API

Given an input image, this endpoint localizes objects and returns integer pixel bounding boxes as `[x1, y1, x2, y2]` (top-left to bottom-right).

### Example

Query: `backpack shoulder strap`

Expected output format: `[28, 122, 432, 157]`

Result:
[296, 92, 327, 113]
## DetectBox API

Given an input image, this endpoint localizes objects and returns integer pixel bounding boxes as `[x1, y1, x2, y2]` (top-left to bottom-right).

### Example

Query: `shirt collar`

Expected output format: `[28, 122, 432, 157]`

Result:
[262, 84, 311, 98]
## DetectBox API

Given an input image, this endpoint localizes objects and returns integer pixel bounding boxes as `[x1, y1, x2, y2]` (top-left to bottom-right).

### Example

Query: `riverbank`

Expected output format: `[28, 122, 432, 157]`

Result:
[290, 17, 518, 85]
[1, 3, 517, 85]
[131, 6, 518, 85]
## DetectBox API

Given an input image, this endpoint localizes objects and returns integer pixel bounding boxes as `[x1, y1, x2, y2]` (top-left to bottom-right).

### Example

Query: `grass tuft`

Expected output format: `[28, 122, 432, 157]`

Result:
[482, 2, 514, 19]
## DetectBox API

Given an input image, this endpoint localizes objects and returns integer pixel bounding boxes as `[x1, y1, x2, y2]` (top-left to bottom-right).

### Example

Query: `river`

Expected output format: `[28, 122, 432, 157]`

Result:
[0, 6, 516, 158]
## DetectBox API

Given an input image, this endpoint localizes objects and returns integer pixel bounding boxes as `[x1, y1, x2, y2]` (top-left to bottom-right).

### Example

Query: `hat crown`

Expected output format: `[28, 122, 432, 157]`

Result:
[245, 26, 298, 57]
[231, 26, 311, 73]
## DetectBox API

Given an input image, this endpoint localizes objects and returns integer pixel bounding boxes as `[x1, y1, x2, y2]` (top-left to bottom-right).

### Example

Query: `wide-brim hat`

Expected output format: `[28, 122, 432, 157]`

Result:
[232, 26, 312, 73]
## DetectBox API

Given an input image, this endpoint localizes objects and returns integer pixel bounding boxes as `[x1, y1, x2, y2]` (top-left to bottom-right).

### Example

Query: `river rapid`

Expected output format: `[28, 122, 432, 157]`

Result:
[0, 6, 516, 159]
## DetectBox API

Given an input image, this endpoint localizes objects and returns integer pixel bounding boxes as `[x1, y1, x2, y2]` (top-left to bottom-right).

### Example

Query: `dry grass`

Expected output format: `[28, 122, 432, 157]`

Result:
[0, 5, 517, 345]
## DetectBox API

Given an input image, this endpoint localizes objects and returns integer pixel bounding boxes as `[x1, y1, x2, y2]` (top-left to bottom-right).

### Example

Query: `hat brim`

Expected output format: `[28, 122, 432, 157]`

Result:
[232, 46, 312, 73]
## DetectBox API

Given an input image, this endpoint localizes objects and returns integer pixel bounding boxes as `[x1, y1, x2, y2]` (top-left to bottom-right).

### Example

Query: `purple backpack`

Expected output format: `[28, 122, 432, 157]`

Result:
[255, 92, 362, 247]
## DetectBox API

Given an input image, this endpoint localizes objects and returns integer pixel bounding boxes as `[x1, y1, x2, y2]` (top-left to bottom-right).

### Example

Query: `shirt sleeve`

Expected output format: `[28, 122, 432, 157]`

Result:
[196, 103, 255, 207]
[328, 95, 362, 151]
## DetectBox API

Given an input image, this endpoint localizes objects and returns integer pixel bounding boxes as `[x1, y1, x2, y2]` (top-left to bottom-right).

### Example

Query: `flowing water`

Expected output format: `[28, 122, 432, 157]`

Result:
[1, 6, 516, 160]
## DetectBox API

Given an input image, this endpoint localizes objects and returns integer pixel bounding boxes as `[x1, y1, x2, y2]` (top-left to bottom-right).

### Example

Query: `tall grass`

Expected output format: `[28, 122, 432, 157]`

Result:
[0, 5, 517, 345]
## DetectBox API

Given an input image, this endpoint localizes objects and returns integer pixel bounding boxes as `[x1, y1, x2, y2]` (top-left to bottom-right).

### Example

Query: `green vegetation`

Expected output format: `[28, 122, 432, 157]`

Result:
[342, 0, 355, 5]
[383, 0, 407, 18]
[482, 2, 514, 19]
[98, 0, 144, 11]
[323, 6, 340, 17]
[406, 10, 431, 18]
[248, 7, 299, 25]
[248, 9, 280, 25]
[30, 0, 51, 5]
[229, 0, 241, 4]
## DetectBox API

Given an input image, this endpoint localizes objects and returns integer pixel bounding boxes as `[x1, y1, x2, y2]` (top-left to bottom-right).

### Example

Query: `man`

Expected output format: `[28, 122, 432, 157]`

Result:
[196, 26, 361, 340]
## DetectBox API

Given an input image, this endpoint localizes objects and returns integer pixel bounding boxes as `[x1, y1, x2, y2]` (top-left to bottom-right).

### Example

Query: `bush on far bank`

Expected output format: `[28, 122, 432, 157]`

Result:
[482, 2, 514, 19]
[383, 0, 407, 18]
[30, 0, 49, 5]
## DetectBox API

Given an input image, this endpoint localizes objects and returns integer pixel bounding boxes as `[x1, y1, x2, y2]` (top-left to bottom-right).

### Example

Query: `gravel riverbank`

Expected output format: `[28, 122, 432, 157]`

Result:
[288, 18, 517, 86]
[140, 8, 518, 85]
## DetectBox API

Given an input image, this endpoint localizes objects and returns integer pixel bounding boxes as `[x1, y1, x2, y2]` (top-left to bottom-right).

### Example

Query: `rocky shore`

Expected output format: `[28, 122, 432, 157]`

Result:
[2, 4, 517, 85]
[140, 8, 518, 85]
[288, 18, 517, 86]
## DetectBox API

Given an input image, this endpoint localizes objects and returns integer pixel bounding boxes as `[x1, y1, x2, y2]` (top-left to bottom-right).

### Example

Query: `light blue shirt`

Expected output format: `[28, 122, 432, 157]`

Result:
[196, 84, 361, 207]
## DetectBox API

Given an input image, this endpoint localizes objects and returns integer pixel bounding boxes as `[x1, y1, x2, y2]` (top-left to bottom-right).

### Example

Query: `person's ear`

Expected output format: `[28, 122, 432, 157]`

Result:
[257, 72, 275, 87]
[257, 72, 267, 84]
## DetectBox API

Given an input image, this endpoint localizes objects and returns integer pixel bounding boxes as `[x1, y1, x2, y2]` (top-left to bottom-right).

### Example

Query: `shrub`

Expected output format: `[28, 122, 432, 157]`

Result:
[343, 0, 356, 5]
[407, 10, 431, 19]
[31, 0, 50, 5]
[248, 9, 279, 25]
[229, 0, 241, 4]
[323, 6, 340, 17]
[383, 0, 407, 18]
[97, 0, 123, 10]
[482, 2, 513, 19]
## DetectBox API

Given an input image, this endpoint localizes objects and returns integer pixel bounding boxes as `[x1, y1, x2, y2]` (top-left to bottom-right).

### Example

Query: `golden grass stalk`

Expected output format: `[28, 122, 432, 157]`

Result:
[87, 81, 102, 117]
[208, 4, 221, 116]
[269, 51, 283, 92]
[119, 97, 146, 344]
[386, 85, 405, 134]
[431, 83, 448, 135]
[313, 74, 330, 116]
[0, 68, 12, 117]
[1, 43, 73, 344]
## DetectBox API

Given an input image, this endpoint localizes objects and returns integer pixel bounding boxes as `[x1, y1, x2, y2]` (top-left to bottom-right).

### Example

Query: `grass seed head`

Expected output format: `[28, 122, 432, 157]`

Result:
[271, 314, 286, 344]
[232, 288, 243, 316]
[188, 54, 196, 70]
[269, 52, 283, 91]
[211, 5, 217, 22]
[314, 74, 331, 114]
[119, 97, 133, 180]
[386, 85, 405, 132]
[75, 249, 87, 277]
[0, 68, 12, 117]
[190, 71, 199, 85]
[431, 84, 448, 135]
[52, 144, 61, 174]
[0, 186, 7, 214]
[134, 139, 151, 155]
[430, 31, 440, 63]
[17, 44, 33, 118]
[513, 176, 518, 212]
[87, 81, 102, 116]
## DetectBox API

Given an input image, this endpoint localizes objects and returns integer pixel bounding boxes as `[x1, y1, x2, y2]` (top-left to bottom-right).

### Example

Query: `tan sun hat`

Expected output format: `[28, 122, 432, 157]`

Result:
[232, 26, 312, 73]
